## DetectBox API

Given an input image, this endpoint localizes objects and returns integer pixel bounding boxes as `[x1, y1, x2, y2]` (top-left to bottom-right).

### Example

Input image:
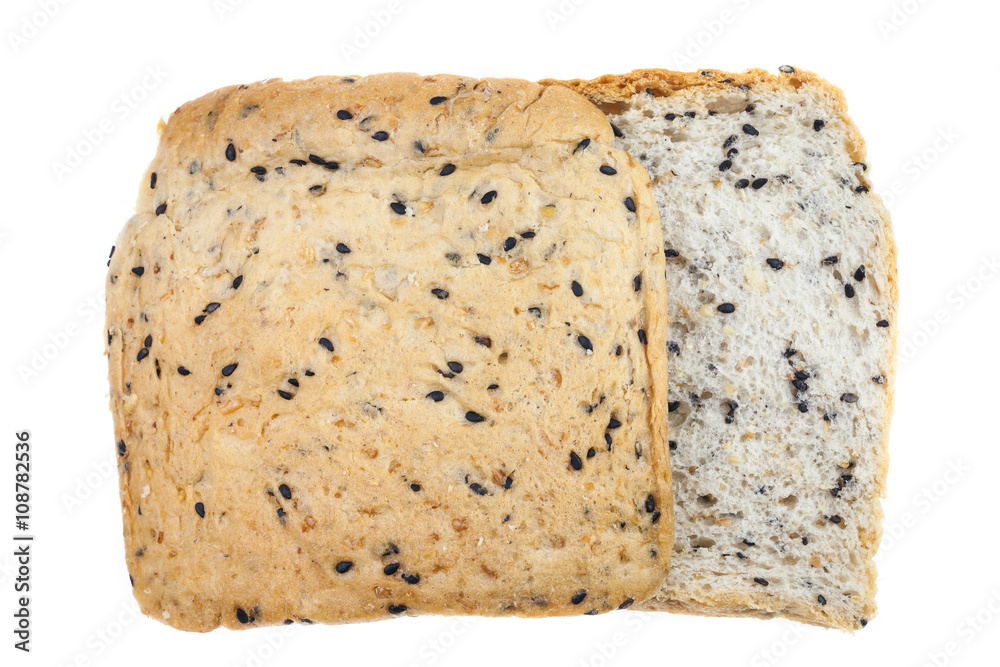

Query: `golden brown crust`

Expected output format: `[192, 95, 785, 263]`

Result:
[544, 67, 897, 632]
[109, 73, 672, 631]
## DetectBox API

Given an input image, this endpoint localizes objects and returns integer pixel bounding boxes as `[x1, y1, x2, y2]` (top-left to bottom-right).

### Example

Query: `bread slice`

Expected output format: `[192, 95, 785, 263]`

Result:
[544, 68, 897, 630]
[105, 73, 672, 631]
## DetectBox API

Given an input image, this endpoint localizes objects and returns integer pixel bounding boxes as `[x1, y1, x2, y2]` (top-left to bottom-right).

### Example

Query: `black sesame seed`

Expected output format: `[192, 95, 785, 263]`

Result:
[717, 302, 736, 313]
[853, 162, 868, 171]
[735, 179, 750, 189]
[226, 143, 236, 161]
[384, 563, 401, 575]
[474, 336, 492, 348]
[685, 111, 695, 118]
[573, 138, 591, 153]
[624, 196, 636, 212]
[276, 507, 286, 522]
[813, 119, 826, 132]
[149, 172, 157, 189]
[618, 598, 634, 610]
[466, 411, 485, 423]
[440, 163, 456, 176]
[841, 393, 859, 403]
[719, 159, 733, 172]
[818, 595, 827, 605]
[118, 440, 126, 456]
[388, 605, 407, 614]
[131, 266, 145, 277]
[577, 335, 593, 352]
[144, 334, 153, 348]
[752, 178, 768, 190]
[503, 237, 516, 252]
[154, 203, 167, 217]
[855, 185, 869, 194]
[665, 249, 679, 258]
[289, 159, 307, 166]
[860, 619, 868, 627]
[195, 502, 205, 518]
[569, 451, 583, 470]
[877, 319, 890, 328]
[668, 401, 680, 412]
[571, 590, 587, 605]
[401, 573, 420, 584]
[204, 302, 221, 314]
[766, 258, 784, 270]
[221, 363, 238, 377]
[633, 275, 642, 291]
[784, 348, 797, 358]
[469, 482, 487, 496]
[447, 361, 463, 374]
[742, 124, 759, 136]
[288, 378, 300, 387]
[854, 265, 866, 282]
[177, 366, 190, 376]
[136, 348, 149, 362]
[194, 315, 206, 325]
[665, 113, 676, 121]
[431, 288, 449, 300]
[336, 109, 353, 120]
[426, 390, 446, 403]
[503, 475, 513, 489]
[727, 147, 739, 158]
[277, 390, 293, 400]
[318, 338, 334, 352]
[250, 166, 267, 175]
[477, 253, 491, 265]
[481, 190, 498, 205]
[845, 284, 856, 298]
[745, 105, 755, 113]
[645, 494, 656, 513]
[792, 379, 809, 392]
[822, 256, 839, 265]
[637, 329, 647, 344]
[608, 417, 622, 429]
[599, 165, 618, 176]
[279, 484, 291, 499]
[335, 561, 353, 574]
[232, 275, 243, 289]
[519, 231, 535, 239]
[389, 202, 407, 215]
[430, 96, 447, 105]
[236, 607, 249, 623]
[829, 515, 842, 524]
[587, 448, 596, 458]
[779, 65, 795, 73]
[723, 134, 738, 148]
[372, 131, 389, 141]
[571, 280, 583, 297]
[795, 370, 810, 380]
[611, 122, 623, 138]
[409, 483, 422, 494]
[754, 577, 769, 586]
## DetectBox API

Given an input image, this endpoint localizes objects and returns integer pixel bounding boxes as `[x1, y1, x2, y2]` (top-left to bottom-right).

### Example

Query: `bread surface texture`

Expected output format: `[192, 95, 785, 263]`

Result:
[106, 73, 672, 631]
[544, 67, 896, 631]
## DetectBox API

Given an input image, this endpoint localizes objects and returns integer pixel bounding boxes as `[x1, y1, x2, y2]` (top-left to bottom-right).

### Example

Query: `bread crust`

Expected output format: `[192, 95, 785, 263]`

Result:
[544, 67, 897, 631]
[108, 73, 672, 631]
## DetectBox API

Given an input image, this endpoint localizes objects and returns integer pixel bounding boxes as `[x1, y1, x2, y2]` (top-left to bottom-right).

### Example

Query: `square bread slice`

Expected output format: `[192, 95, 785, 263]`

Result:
[544, 68, 897, 630]
[105, 73, 672, 631]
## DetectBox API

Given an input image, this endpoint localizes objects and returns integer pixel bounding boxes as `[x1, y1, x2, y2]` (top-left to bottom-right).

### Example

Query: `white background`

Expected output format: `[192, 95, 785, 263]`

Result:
[1, 0, 997, 665]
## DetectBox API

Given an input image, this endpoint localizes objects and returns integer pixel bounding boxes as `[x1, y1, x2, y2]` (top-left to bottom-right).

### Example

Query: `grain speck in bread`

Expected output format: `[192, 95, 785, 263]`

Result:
[106, 73, 672, 631]
[545, 67, 896, 630]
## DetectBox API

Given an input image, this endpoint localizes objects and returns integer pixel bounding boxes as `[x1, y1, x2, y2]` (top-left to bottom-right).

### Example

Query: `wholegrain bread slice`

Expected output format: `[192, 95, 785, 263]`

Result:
[106, 73, 672, 631]
[544, 67, 897, 630]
